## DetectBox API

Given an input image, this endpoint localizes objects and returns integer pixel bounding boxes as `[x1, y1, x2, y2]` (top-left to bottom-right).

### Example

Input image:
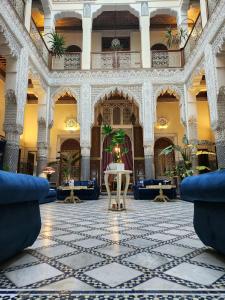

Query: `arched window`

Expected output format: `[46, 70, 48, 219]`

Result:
[113, 107, 121, 124]
[66, 45, 82, 52]
[151, 43, 168, 51]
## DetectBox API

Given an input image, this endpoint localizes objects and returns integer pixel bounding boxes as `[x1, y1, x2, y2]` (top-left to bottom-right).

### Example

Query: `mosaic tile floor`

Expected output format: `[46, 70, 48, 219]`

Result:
[1, 197, 225, 299]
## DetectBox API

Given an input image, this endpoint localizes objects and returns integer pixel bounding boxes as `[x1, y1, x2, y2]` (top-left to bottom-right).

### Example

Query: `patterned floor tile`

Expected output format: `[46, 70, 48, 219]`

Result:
[134, 277, 191, 290]
[38, 277, 95, 290]
[85, 262, 142, 287]
[97, 244, 132, 257]
[124, 252, 172, 269]
[165, 262, 224, 285]
[58, 253, 104, 269]
[37, 245, 76, 258]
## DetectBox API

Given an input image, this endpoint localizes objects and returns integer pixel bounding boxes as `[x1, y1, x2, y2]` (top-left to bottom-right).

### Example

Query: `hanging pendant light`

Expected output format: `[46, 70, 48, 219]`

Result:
[111, 7, 121, 50]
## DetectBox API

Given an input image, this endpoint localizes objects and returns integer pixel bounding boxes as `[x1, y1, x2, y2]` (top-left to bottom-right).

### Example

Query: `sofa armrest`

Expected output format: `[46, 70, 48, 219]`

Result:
[0, 171, 49, 205]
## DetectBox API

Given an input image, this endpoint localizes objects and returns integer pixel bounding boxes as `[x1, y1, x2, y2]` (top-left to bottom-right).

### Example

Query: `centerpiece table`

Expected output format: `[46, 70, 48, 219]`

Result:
[104, 170, 132, 211]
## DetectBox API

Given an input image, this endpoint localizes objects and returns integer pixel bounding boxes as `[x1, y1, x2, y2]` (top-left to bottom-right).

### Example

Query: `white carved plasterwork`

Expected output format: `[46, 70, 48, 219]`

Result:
[186, 58, 205, 89]
[91, 85, 142, 124]
[0, 16, 21, 58]
[212, 24, 225, 55]
[142, 82, 154, 145]
[80, 83, 91, 148]
[204, 44, 219, 124]
[29, 64, 48, 94]
[153, 84, 185, 124]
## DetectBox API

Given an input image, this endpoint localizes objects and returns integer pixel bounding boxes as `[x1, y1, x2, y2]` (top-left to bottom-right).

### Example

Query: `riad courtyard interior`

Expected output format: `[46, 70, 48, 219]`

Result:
[0, 0, 225, 299]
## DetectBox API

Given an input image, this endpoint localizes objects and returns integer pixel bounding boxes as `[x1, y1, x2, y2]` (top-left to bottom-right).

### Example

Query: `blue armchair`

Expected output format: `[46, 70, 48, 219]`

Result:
[133, 179, 176, 200]
[180, 170, 225, 255]
[57, 180, 100, 201]
[0, 171, 49, 262]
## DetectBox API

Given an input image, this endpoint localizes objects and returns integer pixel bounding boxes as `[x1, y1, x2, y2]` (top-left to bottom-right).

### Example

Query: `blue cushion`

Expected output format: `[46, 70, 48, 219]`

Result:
[0, 171, 49, 204]
[181, 170, 225, 203]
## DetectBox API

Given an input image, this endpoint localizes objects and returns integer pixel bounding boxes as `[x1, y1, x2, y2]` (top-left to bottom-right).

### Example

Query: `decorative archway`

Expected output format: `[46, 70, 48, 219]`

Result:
[60, 138, 81, 183]
[154, 137, 175, 178]
[153, 85, 185, 124]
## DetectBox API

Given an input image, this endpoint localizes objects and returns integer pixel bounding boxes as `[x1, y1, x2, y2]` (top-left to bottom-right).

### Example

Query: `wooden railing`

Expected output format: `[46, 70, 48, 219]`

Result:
[30, 19, 50, 66]
[183, 14, 203, 62]
[51, 52, 81, 70]
[151, 50, 183, 68]
[91, 51, 142, 69]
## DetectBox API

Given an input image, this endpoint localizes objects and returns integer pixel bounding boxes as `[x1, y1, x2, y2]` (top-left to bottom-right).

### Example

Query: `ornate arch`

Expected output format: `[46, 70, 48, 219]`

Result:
[53, 11, 82, 24]
[92, 4, 140, 19]
[153, 84, 185, 124]
[150, 8, 178, 18]
[187, 59, 205, 89]
[212, 24, 225, 56]
[91, 85, 142, 124]
[0, 16, 21, 58]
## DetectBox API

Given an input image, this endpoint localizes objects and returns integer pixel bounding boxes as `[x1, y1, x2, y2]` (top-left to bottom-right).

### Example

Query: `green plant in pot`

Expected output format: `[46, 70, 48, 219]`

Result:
[45, 31, 66, 58]
[160, 135, 215, 181]
[60, 152, 81, 183]
[102, 124, 128, 170]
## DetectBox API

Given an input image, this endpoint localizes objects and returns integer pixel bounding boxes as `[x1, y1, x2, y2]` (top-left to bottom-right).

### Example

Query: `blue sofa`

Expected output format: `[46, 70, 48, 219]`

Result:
[180, 170, 225, 255]
[0, 171, 49, 262]
[39, 188, 57, 204]
[133, 179, 176, 200]
[57, 180, 100, 201]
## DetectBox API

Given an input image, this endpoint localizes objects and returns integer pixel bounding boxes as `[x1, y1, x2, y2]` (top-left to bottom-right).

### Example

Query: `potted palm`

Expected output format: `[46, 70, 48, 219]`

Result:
[102, 124, 128, 171]
[45, 31, 66, 58]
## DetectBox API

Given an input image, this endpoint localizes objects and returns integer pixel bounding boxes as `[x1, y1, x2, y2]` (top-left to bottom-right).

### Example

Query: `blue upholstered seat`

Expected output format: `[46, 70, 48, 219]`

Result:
[133, 179, 176, 200]
[181, 170, 225, 255]
[0, 171, 49, 262]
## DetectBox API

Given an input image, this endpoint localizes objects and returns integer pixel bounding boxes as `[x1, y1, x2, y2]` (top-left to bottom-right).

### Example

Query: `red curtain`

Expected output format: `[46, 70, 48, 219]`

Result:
[102, 135, 133, 172]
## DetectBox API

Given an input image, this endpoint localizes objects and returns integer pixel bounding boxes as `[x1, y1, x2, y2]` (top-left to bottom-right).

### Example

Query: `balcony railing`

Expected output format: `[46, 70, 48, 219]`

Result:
[9, 0, 25, 22]
[30, 19, 50, 66]
[91, 51, 142, 69]
[51, 52, 81, 70]
[183, 14, 203, 62]
[151, 50, 183, 68]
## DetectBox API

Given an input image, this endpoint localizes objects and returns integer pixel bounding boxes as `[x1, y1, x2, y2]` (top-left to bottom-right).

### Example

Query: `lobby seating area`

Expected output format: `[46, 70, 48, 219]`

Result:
[133, 179, 177, 200]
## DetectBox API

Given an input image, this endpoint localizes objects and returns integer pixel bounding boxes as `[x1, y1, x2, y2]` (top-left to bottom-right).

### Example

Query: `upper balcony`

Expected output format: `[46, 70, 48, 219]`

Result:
[7, 0, 220, 72]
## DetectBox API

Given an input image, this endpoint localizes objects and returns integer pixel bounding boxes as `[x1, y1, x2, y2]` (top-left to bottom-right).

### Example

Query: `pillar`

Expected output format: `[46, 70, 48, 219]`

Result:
[144, 144, 155, 178]
[81, 147, 91, 180]
[43, 13, 55, 48]
[177, 4, 189, 48]
[82, 4, 92, 70]
[186, 90, 198, 173]
[140, 3, 151, 68]
[24, 0, 32, 31]
[80, 83, 92, 179]
[212, 87, 225, 169]
[36, 117, 48, 175]
[3, 49, 29, 172]
[200, 0, 208, 27]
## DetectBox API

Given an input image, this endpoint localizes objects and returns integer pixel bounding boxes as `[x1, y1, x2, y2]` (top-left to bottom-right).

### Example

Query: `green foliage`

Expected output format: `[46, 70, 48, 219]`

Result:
[2, 164, 9, 172]
[160, 135, 215, 180]
[46, 32, 66, 57]
[165, 26, 189, 48]
[102, 124, 128, 163]
[60, 152, 81, 181]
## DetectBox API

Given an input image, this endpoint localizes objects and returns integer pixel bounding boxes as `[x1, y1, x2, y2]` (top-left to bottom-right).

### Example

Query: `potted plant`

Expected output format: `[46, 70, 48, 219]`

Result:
[160, 135, 215, 181]
[102, 124, 128, 170]
[45, 31, 66, 58]
[60, 152, 81, 183]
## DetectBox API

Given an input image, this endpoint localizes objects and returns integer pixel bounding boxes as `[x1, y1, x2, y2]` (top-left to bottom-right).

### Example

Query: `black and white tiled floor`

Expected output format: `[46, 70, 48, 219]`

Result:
[1, 197, 225, 299]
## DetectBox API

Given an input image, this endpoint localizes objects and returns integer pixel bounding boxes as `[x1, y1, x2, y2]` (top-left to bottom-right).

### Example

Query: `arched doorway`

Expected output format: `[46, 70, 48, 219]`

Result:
[90, 89, 144, 186]
[154, 137, 175, 178]
[60, 139, 81, 183]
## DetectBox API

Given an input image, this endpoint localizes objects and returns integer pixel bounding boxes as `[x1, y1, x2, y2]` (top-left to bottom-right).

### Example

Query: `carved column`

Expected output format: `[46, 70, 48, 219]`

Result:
[177, 4, 189, 48]
[80, 83, 92, 180]
[212, 87, 225, 169]
[43, 13, 55, 48]
[144, 144, 155, 179]
[142, 82, 155, 178]
[200, 0, 208, 27]
[81, 147, 91, 181]
[36, 117, 48, 175]
[24, 0, 32, 31]
[186, 90, 198, 173]
[82, 4, 92, 70]
[3, 49, 29, 172]
[139, 2, 151, 68]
